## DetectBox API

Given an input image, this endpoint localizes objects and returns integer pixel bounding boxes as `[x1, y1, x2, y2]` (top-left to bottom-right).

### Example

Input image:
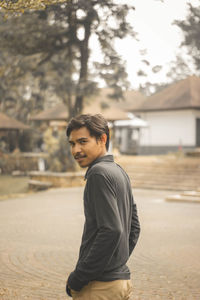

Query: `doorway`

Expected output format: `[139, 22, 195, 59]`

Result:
[196, 118, 200, 147]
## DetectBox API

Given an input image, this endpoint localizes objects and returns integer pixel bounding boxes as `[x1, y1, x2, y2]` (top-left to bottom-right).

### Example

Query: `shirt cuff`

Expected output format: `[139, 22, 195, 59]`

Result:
[66, 284, 72, 297]
[67, 271, 88, 291]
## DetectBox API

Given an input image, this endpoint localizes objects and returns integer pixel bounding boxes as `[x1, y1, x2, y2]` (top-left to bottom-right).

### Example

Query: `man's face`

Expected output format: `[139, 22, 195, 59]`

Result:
[69, 127, 107, 168]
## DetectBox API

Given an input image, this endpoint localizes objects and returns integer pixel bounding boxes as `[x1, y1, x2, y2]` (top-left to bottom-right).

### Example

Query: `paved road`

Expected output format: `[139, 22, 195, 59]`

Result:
[0, 187, 199, 300]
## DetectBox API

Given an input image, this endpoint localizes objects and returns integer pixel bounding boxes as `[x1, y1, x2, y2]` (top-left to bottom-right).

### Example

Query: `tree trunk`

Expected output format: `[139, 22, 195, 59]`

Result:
[73, 13, 92, 116]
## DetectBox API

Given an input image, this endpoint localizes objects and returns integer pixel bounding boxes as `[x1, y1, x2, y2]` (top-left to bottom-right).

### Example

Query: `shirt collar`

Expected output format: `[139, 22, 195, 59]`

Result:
[84, 154, 114, 180]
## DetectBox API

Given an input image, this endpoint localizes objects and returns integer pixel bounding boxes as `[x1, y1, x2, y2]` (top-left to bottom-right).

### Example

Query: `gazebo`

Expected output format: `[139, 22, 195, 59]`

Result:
[114, 114, 148, 154]
[29, 88, 146, 153]
[29, 88, 146, 123]
[0, 112, 30, 151]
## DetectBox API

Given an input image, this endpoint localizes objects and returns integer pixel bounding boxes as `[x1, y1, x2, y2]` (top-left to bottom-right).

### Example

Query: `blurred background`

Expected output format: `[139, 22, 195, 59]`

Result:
[0, 2, 200, 300]
[0, 0, 200, 196]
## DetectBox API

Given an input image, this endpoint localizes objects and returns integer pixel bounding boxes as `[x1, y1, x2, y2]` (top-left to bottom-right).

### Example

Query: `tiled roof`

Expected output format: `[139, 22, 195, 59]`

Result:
[0, 112, 30, 130]
[130, 76, 200, 112]
[30, 103, 68, 121]
[30, 88, 145, 122]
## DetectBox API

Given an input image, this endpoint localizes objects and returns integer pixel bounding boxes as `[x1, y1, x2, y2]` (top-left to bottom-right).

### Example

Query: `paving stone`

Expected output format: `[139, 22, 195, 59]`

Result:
[182, 191, 200, 197]
[166, 193, 200, 203]
[0, 187, 199, 299]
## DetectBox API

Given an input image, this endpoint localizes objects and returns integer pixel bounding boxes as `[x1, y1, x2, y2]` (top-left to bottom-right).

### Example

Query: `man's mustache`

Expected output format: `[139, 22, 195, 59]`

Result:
[74, 154, 86, 159]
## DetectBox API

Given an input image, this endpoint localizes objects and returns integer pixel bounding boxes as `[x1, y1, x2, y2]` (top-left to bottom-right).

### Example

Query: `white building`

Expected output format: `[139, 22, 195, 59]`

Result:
[114, 115, 148, 154]
[130, 76, 200, 154]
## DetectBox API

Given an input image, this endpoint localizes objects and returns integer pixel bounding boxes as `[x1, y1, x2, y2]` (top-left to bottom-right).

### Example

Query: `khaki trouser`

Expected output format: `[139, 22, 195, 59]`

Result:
[71, 279, 133, 300]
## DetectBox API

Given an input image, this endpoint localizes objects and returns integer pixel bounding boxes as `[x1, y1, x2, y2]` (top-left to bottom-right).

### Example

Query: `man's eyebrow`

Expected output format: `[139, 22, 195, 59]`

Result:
[69, 137, 88, 143]
[78, 137, 88, 141]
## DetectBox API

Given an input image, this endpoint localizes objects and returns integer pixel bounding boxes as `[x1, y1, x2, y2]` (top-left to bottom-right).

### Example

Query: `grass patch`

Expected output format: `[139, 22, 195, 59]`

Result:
[0, 175, 29, 197]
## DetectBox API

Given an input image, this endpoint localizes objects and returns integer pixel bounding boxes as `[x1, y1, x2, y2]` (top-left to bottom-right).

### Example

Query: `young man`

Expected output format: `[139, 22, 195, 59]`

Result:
[66, 114, 140, 300]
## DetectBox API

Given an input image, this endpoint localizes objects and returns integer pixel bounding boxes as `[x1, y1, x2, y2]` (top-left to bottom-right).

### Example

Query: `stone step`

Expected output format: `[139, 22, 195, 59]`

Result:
[131, 178, 199, 188]
[131, 180, 199, 191]
[133, 184, 194, 191]
[28, 179, 52, 191]
[181, 191, 200, 197]
[122, 161, 200, 168]
[28, 171, 85, 187]
[125, 168, 200, 176]
[131, 182, 200, 189]
[132, 174, 200, 179]
[126, 167, 199, 172]
[128, 174, 200, 182]
[117, 156, 200, 191]
[125, 164, 200, 170]
[165, 194, 200, 203]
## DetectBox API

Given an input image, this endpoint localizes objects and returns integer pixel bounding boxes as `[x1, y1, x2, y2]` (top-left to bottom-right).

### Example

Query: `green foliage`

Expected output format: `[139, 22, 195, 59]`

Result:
[0, 0, 135, 122]
[166, 55, 194, 82]
[137, 3, 200, 96]
[0, 0, 67, 12]
[43, 127, 74, 171]
[0, 1, 136, 169]
[174, 3, 200, 73]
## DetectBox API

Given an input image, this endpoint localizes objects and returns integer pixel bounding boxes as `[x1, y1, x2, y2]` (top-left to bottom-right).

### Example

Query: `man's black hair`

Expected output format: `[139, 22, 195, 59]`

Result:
[66, 114, 110, 151]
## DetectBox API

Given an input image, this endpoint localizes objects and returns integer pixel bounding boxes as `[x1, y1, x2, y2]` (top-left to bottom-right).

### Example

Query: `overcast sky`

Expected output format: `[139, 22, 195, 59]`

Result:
[111, 0, 199, 89]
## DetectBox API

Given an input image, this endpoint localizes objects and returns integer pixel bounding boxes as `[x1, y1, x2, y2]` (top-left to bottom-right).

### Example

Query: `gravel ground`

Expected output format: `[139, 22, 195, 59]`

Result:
[0, 187, 199, 300]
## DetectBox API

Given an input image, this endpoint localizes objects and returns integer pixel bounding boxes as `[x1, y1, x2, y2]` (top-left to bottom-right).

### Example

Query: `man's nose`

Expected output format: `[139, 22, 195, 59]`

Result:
[72, 143, 81, 155]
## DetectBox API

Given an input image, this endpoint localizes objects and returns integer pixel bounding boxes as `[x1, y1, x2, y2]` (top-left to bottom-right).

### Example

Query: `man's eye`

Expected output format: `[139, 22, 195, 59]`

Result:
[80, 140, 87, 144]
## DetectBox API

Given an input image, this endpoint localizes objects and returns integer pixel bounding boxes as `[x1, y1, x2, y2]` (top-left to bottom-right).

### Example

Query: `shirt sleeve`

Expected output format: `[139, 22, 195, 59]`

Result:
[67, 173, 123, 291]
[129, 196, 140, 256]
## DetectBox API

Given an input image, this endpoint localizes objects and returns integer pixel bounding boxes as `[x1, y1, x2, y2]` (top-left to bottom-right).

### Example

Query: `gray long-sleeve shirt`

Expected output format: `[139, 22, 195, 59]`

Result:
[67, 155, 140, 292]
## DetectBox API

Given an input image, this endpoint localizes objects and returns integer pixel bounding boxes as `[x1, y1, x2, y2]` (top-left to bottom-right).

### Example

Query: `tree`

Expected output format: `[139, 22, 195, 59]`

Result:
[137, 2, 200, 96]
[174, 3, 200, 74]
[166, 54, 194, 82]
[134, 48, 167, 95]
[0, 1, 135, 170]
[0, 1, 134, 121]
[0, 0, 67, 12]
[0, 51, 44, 121]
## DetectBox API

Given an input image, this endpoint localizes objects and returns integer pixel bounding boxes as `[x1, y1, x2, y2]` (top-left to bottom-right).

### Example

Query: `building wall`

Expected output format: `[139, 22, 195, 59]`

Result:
[137, 109, 200, 154]
[114, 127, 139, 154]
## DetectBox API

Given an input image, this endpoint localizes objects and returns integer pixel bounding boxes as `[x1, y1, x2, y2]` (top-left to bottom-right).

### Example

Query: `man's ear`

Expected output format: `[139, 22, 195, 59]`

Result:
[101, 133, 107, 146]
